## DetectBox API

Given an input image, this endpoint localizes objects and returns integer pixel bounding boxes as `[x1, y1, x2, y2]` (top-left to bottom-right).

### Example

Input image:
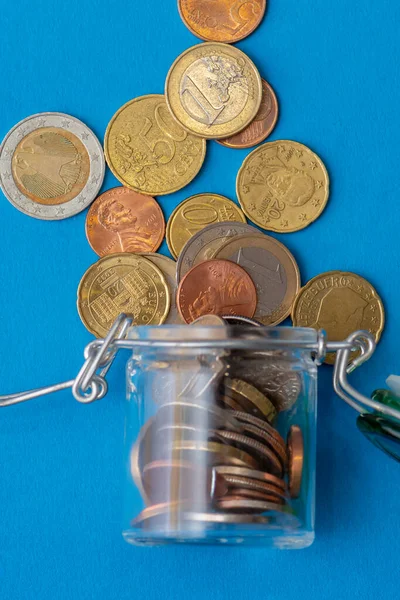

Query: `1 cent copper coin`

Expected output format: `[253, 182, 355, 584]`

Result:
[178, 0, 267, 44]
[85, 187, 165, 257]
[287, 425, 304, 499]
[218, 79, 278, 149]
[177, 259, 257, 323]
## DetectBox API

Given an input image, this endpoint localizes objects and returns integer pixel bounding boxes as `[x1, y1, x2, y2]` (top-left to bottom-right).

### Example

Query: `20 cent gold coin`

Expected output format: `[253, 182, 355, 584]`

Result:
[77, 253, 170, 337]
[237, 140, 329, 232]
[292, 271, 385, 364]
[165, 43, 262, 139]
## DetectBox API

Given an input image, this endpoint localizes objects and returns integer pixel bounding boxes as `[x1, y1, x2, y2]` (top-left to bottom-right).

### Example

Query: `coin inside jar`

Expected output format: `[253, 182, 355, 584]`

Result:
[287, 425, 304, 499]
[213, 430, 283, 476]
[166, 440, 259, 468]
[222, 378, 277, 422]
[177, 259, 257, 323]
[214, 465, 286, 490]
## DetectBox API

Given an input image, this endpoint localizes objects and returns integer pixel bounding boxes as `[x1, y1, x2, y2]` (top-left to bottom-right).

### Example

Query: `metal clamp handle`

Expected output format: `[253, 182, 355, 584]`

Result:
[1, 315, 398, 425]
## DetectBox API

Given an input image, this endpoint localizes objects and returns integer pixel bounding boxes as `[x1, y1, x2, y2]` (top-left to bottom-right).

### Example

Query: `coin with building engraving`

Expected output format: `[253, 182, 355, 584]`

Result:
[104, 95, 206, 196]
[218, 79, 278, 148]
[178, 0, 267, 43]
[165, 43, 262, 139]
[166, 194, 246, 259]
[214, 234, 300, 325]
[140, 253, 183, 324]
[0, 112, 104, 220]
[77, 253, 170, 337]
[177, 259, 257, 323]
[237, 140, 329, 232]
[176, 220, 259, 281]
[292, 271, 385, 364]
[86, 187, 165, 256]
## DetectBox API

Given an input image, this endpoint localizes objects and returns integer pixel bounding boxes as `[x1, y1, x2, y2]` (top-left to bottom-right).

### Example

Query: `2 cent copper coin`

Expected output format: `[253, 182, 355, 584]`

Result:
[218, 79, 278, 149]
[177, 259, 257, 323]
[86, 187, 165, 256]
[178, 0, 267, 44]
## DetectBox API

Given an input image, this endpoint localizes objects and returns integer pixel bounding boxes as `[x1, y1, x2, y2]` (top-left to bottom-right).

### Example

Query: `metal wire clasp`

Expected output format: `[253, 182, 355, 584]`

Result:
[0, 314, 132, 407]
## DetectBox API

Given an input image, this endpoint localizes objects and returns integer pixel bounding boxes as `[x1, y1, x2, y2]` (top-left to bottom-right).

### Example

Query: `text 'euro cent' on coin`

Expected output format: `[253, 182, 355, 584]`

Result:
[236, 140, 329, 232]
[165, 43, 262, 139]
[104, 94, 206, 196]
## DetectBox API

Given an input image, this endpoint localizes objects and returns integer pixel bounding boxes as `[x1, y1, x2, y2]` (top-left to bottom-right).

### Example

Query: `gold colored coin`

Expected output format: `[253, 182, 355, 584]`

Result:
[166, 193, 246, 259]
[104, 94, 206, 195]
[223, 378, 277, 422]
[165, 43, 262, 139]
[237, 140, 329, 232]
[77, 253, 170, 337]
[12, 127, 90, 206]
[140, 253, 183, 324]
[292, 271, 385, 364]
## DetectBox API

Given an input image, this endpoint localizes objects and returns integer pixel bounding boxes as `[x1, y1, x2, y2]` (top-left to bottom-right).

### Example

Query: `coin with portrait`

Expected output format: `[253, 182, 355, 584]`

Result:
[237, 140, 329, 232]
[165, 43, 262, 139]
[86, 187, 165, 256]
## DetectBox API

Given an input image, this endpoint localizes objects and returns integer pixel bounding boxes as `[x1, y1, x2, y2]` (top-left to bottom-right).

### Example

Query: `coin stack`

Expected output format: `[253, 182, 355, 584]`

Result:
[130, 315, 304, 530]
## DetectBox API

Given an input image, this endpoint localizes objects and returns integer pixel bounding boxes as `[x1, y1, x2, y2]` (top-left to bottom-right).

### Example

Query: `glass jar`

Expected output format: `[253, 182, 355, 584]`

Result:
[123, 324, 318, 549]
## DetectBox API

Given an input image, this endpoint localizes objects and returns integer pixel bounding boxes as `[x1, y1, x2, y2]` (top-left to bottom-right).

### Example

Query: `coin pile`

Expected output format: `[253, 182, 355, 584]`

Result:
[130, 316, 304, 530]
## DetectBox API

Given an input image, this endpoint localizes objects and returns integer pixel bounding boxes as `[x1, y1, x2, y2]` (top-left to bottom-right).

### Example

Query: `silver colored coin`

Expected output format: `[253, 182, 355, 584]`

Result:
[222, 315, 262, 327]
[176, 221, 260, 282]
[184, 511, 268, 524]
[0, 112, 105, 220]
[140, 253, 182, 324]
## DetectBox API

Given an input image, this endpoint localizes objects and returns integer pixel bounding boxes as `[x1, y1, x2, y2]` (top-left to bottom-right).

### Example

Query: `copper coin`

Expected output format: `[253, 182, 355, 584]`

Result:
[85, 186, 165, 257]
[132, 500, 189, 528]
[235, 422, 288, 470]
[177, 259, 257, 324]
[287, 425, 304, 499]
[232, 488, 285, 504]
[214, 430, 283, 476]
[166, 440, 259, 469]
[218, 79, 278, 149]
[220, 475, 287, 503]
[215, 496, 285, 514]
[142, 459, 227, 504]
[178, 0, 267, 44]
[214, 465, 285, 490]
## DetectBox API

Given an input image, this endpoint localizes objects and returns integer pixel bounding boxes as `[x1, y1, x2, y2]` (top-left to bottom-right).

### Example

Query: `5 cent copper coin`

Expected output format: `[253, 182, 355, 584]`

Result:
[177, 259, 257, 323]
[178, 0, 267, 44]
[218, 79, 278, 149]
[86, 187, 165, 256]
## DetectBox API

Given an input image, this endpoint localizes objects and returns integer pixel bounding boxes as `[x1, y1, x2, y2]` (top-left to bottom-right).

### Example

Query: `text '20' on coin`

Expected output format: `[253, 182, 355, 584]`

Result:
[86, 187, 165, 256]
[218, 78, 278, 149]
[0, 112, 105, 220]
[176, 220, 260, 281]
[77, 253, 170, 337]
[178, 0, 267, 44]
[237, 140, 329, 232]
[165, 43, 262, 139]
[177, 259, 257, 323]
[213, 234, 300, 325]
[166, 193, 246, 259]
[292, 271, 385, 364]
[104, 94, 206, 196]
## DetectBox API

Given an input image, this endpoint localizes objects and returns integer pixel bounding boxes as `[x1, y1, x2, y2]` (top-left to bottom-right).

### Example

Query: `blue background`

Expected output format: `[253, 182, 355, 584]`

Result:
[1, 0, 399, 598]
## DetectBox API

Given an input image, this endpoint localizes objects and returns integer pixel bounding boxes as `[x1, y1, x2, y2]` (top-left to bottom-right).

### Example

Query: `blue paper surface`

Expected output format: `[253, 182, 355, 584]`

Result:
[1, 0, 399, 598]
